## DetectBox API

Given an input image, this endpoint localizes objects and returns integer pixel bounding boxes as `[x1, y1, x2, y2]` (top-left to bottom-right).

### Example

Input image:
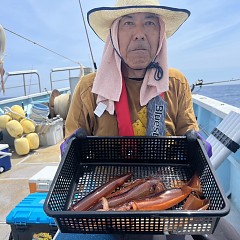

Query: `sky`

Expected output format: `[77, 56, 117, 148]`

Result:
[1, 0, 240, 97]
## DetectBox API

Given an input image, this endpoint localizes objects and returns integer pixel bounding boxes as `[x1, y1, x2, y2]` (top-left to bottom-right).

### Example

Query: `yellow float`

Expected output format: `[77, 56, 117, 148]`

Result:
[6, 120, 23, 138]
[10, 105, 25, 120]
[0, 114, 12, 129]
[26, 133, 39, 150]
[20, 118, 36, 134]
[14, 137, 30, 155]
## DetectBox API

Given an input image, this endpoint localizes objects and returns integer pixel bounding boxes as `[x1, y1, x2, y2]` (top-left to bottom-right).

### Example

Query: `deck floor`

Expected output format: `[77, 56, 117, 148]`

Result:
[0, 142, 61, 240]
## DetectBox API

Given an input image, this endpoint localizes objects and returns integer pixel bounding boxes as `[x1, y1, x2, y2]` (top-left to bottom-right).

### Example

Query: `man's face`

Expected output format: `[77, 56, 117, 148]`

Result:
[118, 12, 160, 70]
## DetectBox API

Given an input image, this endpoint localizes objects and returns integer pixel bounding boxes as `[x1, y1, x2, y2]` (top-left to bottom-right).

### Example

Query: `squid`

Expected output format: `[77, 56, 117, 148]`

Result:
[107, 178, 147, 198]
[111, 174, 206, 211]
[183, 193, 209, 210]
[187, 173, 203, 197]
[128, 185, 192, 211]
[70, 172, 132, 211]
[70, 172, 209, 212]
[92, 178, 166, 210]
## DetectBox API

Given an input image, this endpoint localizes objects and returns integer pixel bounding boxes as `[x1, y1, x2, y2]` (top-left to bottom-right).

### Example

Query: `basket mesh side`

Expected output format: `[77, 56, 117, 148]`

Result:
[48, 143, 78, 211]
[57, 216, 216, 235]
[78, 137, 188, 163]
[46, 137, 228, 235]
[190, 142, 226, 211]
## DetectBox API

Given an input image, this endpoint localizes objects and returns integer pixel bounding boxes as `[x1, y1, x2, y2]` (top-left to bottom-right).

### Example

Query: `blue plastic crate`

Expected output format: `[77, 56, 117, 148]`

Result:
[0, 144, 11, 173]
[6, 192, 57, 240]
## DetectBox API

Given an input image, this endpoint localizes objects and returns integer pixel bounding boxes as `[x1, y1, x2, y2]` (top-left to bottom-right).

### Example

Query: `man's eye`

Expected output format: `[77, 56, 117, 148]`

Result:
[124, 21, 134, 26]
[145, 21, 156, 26]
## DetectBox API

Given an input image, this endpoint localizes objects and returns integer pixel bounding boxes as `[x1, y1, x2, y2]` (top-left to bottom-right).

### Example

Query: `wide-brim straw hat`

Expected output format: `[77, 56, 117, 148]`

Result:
[87, 0, 190, 42]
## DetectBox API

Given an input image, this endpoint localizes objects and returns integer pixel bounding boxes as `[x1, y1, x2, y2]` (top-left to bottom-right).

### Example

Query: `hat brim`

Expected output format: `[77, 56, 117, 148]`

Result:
[87, 6, 190, 42]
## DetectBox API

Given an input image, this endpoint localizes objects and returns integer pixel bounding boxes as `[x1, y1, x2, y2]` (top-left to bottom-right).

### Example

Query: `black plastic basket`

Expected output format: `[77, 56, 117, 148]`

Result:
[44, 136, 229, 235]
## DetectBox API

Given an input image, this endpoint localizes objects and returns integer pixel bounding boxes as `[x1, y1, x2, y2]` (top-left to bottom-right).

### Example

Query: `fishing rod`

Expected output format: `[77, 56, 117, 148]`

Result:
[191, 78, 240, 92]
[78, 0, 97, 71]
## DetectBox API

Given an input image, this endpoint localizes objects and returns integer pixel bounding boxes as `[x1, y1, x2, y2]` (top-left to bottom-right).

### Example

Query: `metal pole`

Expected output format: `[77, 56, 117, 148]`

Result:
[23, 74, 26, 96]
[36, 72, 41, 92]
[50, 71, 53, 90]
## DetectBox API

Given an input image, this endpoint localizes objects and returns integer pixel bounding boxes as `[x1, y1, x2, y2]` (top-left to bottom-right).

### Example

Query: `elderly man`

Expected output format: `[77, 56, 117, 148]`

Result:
[65, 0, 199, 139]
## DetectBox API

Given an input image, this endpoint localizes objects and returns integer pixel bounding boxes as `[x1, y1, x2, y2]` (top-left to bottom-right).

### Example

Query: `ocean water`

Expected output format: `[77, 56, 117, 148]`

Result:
[1, 84, 240, 109]
[193, 84, 240, 109]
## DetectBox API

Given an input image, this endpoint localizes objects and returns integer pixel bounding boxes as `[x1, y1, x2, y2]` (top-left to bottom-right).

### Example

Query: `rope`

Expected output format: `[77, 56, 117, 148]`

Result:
[3, 107, 37, 126]
[3, 27, 81, 65]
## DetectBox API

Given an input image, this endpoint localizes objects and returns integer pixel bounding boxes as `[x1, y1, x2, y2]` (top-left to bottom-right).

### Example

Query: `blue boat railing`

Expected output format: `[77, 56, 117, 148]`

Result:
[193, 94, 240, 208]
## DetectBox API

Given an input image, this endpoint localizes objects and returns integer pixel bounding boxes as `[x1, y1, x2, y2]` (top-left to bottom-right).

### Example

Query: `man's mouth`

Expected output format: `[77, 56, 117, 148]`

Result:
[132, 48, 146, 51]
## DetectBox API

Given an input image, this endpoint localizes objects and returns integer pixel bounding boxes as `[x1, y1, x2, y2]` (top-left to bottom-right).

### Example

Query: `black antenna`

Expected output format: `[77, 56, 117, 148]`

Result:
[78, 0, 97, 71]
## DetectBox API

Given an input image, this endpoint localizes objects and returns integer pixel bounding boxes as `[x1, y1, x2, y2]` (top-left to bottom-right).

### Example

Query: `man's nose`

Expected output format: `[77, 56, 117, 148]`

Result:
[133, 26, 145, 40]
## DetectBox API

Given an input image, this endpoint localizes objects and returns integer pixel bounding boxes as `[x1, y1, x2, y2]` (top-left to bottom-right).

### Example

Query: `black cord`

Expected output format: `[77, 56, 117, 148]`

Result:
[146, 61, 163, 81]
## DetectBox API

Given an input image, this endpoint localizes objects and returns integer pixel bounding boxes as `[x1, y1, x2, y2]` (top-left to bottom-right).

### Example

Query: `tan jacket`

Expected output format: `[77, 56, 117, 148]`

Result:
[65, 68, 199, 138]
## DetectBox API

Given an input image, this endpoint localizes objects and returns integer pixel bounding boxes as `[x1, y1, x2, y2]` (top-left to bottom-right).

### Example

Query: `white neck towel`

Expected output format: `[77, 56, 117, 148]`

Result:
[92, 17, 169, 115]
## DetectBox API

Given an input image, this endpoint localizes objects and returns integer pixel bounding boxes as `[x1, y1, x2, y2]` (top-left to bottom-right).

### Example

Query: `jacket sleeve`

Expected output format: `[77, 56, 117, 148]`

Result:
[65, 73, 96, 139]
[165, 68, 199, 136]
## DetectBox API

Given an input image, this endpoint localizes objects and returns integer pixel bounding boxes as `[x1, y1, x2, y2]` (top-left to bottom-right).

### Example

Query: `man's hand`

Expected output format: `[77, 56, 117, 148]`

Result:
[185, 129, 212, 158]
[60, 128, 87, 156]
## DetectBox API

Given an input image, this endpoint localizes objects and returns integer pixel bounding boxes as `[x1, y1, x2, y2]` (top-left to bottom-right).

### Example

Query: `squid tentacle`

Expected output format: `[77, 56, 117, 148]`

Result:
[70, 172, 133, 211]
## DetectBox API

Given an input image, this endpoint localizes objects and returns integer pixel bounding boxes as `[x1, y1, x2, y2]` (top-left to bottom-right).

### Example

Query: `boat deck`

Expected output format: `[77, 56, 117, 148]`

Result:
[0, 142, 62, 240]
